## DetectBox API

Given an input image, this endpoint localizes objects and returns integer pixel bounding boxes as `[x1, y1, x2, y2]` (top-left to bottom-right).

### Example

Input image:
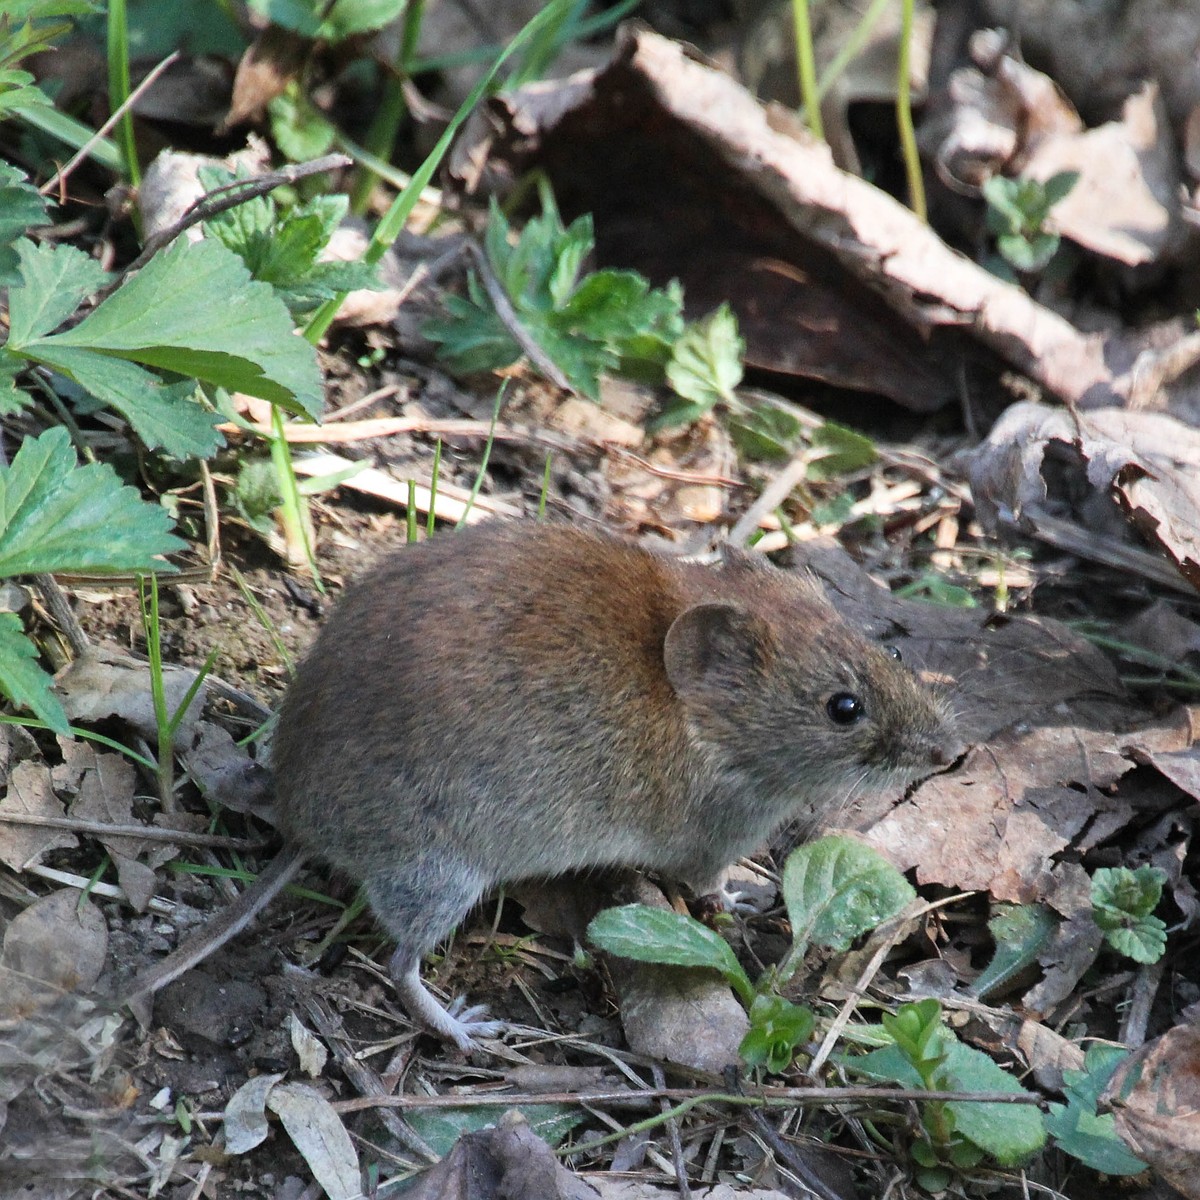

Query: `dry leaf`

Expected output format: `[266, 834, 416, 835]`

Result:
[1026, 83, 1183, 267]
[223, 1072, 285, 1155]
[968, 401, 1200, 590]
[1105, 1019, 1200, 1198]
[0, 761, 76, 871]
[55, 647, 209, 747]
[407, 1110, 601, 1200]
[0, 890, 107, 1021]
[287, 1012, 328, 1078]
[267, 1082, 361, 1200]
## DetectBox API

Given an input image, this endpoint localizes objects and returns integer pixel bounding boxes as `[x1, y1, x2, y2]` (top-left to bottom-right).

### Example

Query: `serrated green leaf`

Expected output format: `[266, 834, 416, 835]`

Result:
[587, 904, 755, 1004]
[1103, 918, 1167, 964]
[5, 239, 109, 344]
[666, 303, 744, 408]
[323, 0, 408, 39]
[35, 237, 322, 416]
[547, 213, 593, 308]
[424, 289, 521, 376]
[940, 1041, 1045, 1163]
[0, 610, 68, 733]
[0, 168, 49, 281]
[1092, 865, 1166, 920]
[1046, 1045, 1146, 1175]
[0, 427, 184, 576]
[269, 84, 336, 163]
[27, 345, 224, 459]
[782, 835, 915, 954]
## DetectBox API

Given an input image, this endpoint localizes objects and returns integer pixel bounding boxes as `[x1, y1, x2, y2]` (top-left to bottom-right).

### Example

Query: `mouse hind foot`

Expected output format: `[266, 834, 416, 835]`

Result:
[390, 954, 504, 1052]
[366, 858, 498, 1052]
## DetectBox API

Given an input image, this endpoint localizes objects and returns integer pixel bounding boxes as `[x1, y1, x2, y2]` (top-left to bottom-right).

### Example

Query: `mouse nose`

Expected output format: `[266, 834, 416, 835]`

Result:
[930, 735, 964, 767]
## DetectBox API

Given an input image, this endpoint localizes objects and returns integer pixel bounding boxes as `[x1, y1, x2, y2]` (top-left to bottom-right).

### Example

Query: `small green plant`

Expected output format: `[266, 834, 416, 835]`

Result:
[0, 225, 323, 458]
[425, 190, 744, 411]
[1091, 865, 1168, 964]
[0, 0, 97, 125]
[588, 835, 916, 1074]
[983, 170, 1079, 275]
[198, 165, 379, 318]
[850, 997, 1045, 1188]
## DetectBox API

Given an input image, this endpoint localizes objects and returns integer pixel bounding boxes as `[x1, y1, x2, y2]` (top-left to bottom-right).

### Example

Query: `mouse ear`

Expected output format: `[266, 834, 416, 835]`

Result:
[664, 602, 773, 698]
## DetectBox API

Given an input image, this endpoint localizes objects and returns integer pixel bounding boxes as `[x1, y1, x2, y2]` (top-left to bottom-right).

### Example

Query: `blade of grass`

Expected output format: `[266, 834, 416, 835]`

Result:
[19, 104, 125, 175]
[426, 437, 442, 536]
[897, 0, 925, 221]
[106, 0, 140, 187]
[790, 0, 824, 139]
[0, 715, 156, 770]
[165, 646, 220, 741]
[456, 382, 506, 530]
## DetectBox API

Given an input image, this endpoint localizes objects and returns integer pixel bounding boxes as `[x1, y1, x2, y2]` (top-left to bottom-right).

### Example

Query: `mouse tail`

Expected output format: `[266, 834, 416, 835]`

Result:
[122, 845, 308, 1025]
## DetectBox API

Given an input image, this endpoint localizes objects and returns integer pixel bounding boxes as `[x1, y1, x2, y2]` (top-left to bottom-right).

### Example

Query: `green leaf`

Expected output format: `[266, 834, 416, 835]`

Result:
[269, 83, 336, 162]
[1046, 1045, 1146, 1176]
[998, 230, 1059, 273]
[727, 404, 802, 462]
[1092, 865, 1166, 921]
[587, 904, 755, 1005]
[666, 303, 744, 409]
[0, 167, 49, 281]
[0, 611, 68, 734]
[35, 237, 322, 417]
[853, 1028, 1045, 1165]
[322, 0, 408, 38]
[808, 421, 877, 479]
[739, 994, 815, 1073]
[781, 835, 916, 955]
[26, 345, 224, 459]
[406, 1104, 584, 1158]
[0, 427, 184, 576]
[1103, 917, 1167, 964]
[1041, 170, 1080, 207]
[971, 903, 1058, 1000]
[4, 239, 109, 344]
[1092, 866, 1169, 963]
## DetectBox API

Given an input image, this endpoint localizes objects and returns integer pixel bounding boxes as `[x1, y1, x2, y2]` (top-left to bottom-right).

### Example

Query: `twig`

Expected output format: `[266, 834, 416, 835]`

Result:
[0, 810, 264, 849]
[305, 997, 439, 1164]
[115, 153, 353, 281]
[34, 574, 89, 658]
[653, 1062, 692, 1200]
[328, 1084, 1043, 1116]
[462, 240, 576, 394]
[40, 52, 182, 197]
[728, 451, 815, 546]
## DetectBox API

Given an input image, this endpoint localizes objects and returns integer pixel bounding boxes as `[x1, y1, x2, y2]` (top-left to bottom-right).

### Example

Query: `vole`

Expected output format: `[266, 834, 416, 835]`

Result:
[127, 522, 960, 1050]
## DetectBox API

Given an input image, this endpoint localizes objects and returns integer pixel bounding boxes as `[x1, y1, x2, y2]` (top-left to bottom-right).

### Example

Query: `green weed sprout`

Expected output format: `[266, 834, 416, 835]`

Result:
[589, 835, 915, 1075]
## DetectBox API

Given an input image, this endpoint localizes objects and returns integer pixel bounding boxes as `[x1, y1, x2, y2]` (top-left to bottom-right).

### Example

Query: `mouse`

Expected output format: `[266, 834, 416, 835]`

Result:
[126, 521, 961, 1051]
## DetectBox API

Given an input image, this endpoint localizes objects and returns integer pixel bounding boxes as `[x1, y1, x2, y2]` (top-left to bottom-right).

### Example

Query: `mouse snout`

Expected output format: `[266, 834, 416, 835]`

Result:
[929, 731, 965, 768]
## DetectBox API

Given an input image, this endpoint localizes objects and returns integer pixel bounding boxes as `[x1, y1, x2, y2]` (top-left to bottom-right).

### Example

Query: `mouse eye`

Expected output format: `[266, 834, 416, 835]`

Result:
[826, 692, 864, 725]
[884, 645, 902, 662]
